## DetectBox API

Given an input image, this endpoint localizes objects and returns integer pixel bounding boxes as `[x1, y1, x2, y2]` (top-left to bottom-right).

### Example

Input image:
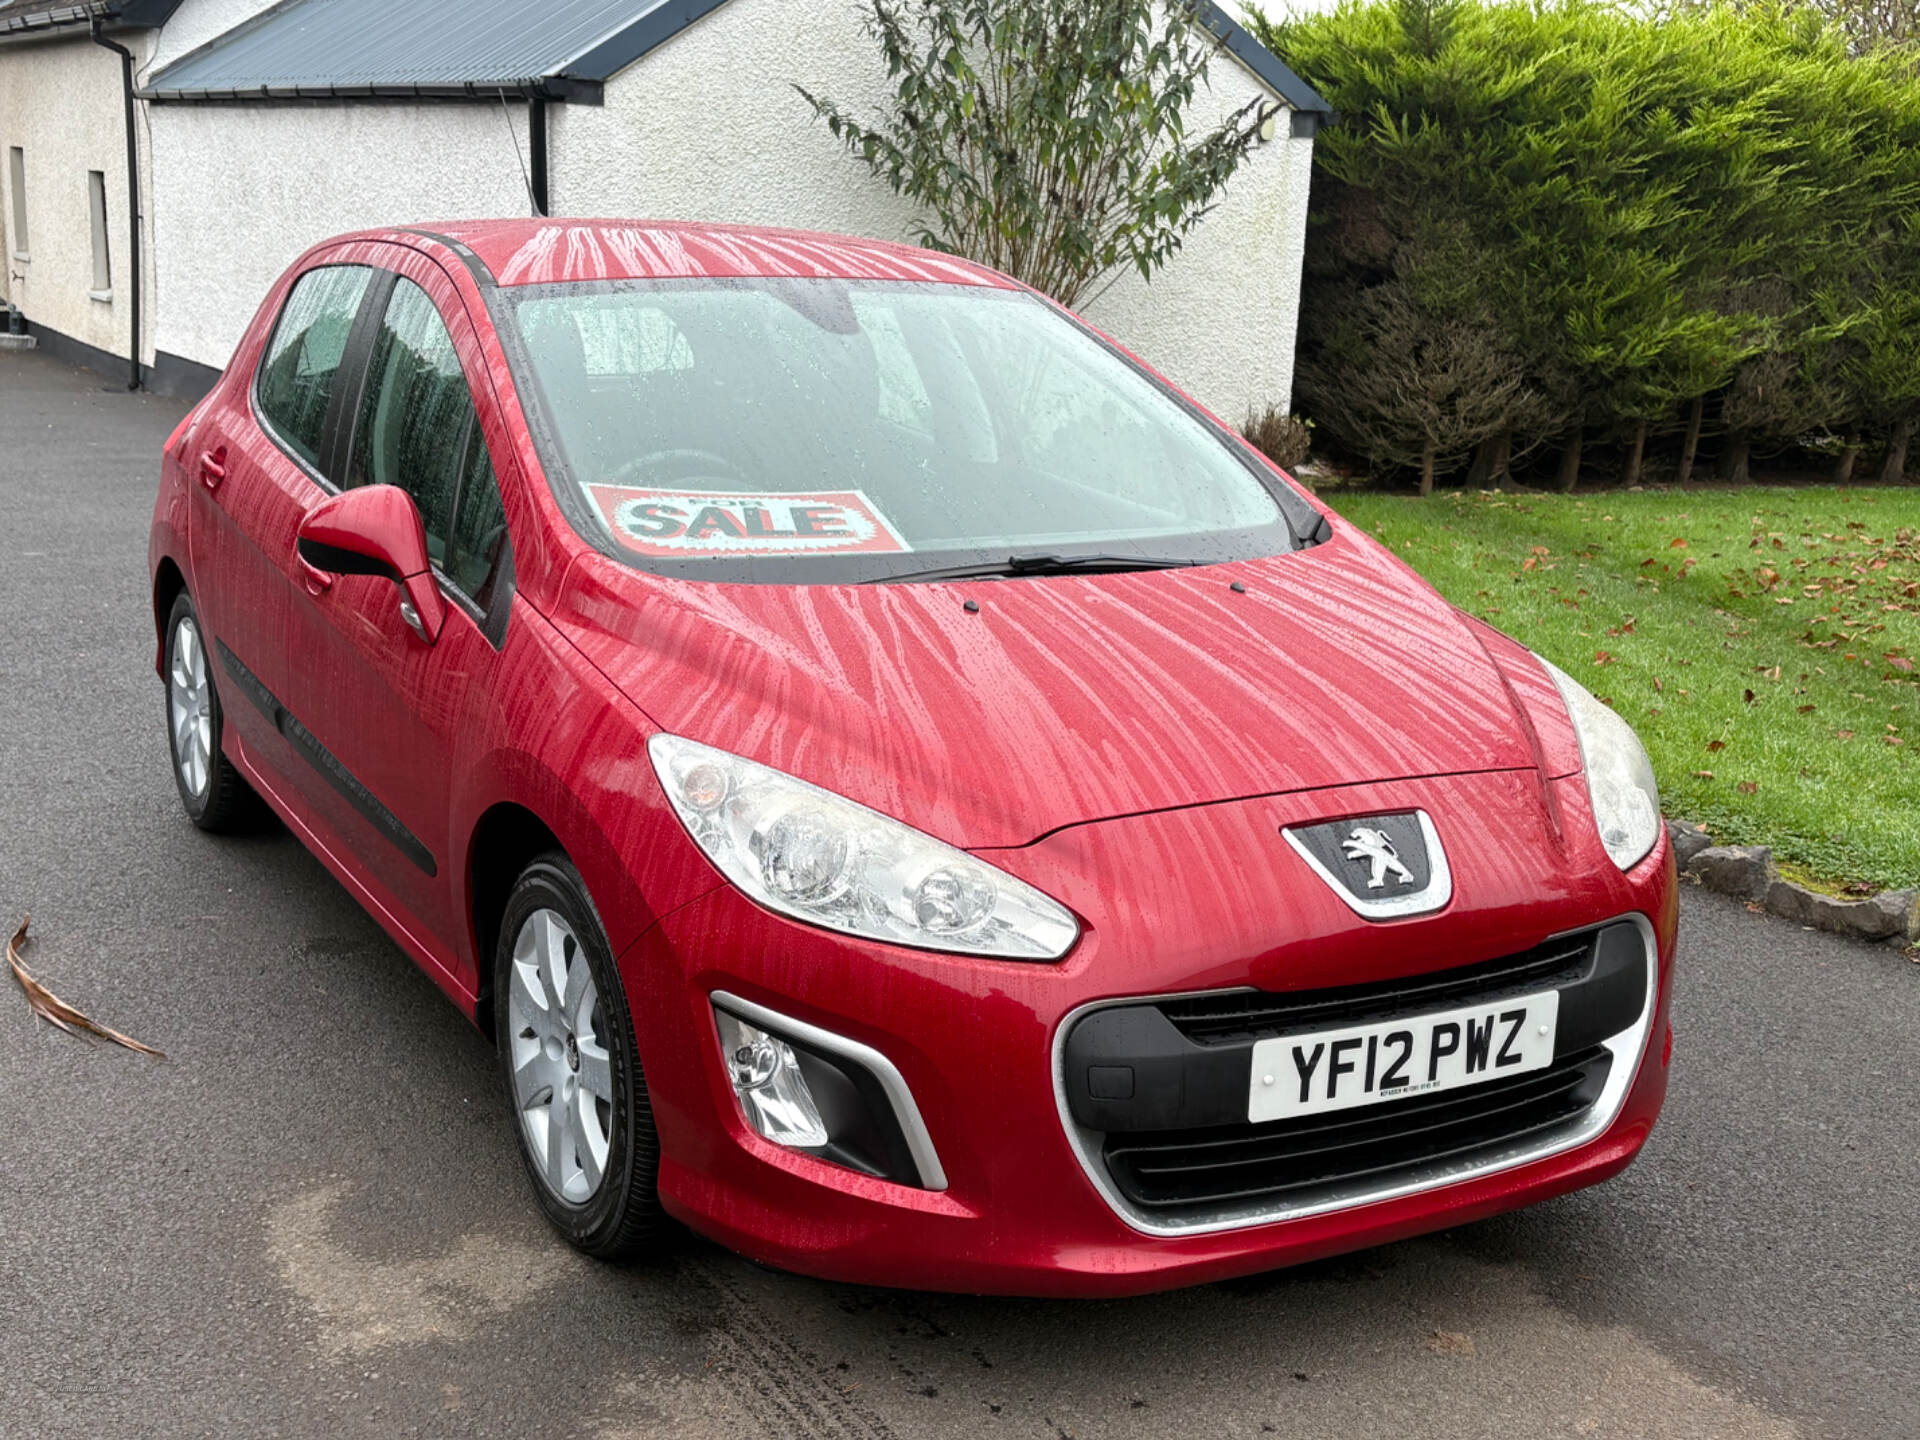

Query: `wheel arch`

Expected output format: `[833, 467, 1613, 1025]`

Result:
[466, 801, 566, 1040]
[152, 556, 188, 675]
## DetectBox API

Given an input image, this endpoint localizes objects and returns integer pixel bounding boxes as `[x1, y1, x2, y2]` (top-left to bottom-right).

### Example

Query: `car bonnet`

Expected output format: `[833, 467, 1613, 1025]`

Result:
[549, 525, 1544, 850]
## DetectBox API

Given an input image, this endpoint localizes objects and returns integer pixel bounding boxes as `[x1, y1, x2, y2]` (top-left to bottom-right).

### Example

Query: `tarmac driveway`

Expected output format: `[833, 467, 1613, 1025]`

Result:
[1, 350, 1914, 1438]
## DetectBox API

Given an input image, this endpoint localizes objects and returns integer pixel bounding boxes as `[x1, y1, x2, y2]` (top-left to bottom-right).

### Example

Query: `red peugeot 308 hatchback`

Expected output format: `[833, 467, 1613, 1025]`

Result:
[148, 220, 1675, 1296]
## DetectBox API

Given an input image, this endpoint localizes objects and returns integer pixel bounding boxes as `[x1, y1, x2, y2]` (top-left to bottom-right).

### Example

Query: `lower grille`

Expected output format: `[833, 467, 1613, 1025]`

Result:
[1103, 1046, 1613, 1210]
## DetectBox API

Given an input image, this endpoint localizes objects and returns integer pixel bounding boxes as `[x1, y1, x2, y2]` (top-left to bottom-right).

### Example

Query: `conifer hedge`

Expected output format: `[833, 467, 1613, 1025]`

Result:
[1251, 0, 1920, 490]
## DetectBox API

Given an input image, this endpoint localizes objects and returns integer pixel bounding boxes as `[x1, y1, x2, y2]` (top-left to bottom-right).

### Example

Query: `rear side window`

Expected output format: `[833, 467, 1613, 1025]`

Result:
[348, 277, 507, 599]
[256, 265, 372, 472]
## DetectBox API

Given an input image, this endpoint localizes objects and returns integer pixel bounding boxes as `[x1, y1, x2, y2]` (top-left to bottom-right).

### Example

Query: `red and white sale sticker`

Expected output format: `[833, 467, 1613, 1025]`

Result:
[587, 486, 913, 558]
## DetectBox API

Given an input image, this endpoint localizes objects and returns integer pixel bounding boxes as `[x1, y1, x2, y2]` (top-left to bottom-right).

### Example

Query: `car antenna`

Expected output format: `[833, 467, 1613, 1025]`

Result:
[495, 88, 540, 218]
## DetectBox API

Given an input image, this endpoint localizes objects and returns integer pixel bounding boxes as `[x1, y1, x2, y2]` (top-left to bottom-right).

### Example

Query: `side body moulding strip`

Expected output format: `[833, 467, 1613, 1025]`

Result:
[214, 638, 437, 876]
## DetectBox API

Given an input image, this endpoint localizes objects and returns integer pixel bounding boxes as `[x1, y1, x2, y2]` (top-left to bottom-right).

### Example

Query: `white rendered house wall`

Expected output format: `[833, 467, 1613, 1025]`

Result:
[0, 31, 159, 365]
[143, 0, 536, 371]
[551, 0, 1313, 423]
[137, 0, 1314, 414]
[143, 101, 535, 370]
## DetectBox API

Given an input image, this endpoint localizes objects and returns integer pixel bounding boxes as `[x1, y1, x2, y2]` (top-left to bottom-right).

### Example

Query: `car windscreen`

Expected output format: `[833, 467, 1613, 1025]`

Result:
[498, 277, 1303, 583]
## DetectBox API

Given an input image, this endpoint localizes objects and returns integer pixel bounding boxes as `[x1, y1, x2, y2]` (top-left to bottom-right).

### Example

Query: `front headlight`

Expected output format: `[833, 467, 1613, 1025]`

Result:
[1539, 657, 1662, 871]
[647, 734, 1080, 960]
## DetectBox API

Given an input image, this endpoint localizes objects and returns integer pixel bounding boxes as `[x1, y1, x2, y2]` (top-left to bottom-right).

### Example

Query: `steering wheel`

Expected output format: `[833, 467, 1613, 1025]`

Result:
[604, 448, 746, 486]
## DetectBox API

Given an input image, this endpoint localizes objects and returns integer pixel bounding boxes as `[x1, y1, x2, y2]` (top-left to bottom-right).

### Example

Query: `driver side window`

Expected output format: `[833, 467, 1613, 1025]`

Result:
[346, 277, 508, 601]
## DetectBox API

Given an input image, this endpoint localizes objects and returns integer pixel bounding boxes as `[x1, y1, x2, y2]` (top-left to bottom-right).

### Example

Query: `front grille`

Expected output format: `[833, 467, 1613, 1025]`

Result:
[1158, 932, 1598, 1046]
[1103, 1046, 1612, 1210]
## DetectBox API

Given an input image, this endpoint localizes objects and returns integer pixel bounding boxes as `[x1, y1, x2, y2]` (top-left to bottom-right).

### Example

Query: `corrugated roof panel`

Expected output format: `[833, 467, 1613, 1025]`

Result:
[145, 0, 667, 97]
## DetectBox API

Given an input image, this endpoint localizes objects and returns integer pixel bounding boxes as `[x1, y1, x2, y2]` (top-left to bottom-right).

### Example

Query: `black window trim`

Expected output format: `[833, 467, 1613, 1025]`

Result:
[322, 266, 398, 482]
[484, 275, 1329, 587]
[252, 258, 515, 649]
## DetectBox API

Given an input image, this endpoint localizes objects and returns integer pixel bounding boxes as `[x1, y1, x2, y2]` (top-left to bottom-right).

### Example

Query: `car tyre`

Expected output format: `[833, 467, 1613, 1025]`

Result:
[164, 591, 260, 832]
[495, 854, 662, 1260]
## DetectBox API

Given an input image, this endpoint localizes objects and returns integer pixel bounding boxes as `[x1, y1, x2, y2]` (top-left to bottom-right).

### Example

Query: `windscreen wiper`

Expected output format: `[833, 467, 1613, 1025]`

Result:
[866, 553, 1201, 584]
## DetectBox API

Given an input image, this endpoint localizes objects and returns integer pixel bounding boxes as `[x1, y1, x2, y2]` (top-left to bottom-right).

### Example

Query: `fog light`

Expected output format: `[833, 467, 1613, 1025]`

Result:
[714, 1008, 829, 1148]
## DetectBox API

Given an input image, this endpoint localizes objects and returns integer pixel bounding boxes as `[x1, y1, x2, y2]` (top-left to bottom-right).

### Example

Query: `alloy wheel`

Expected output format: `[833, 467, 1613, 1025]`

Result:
[506, 908, 614, 1204]
[168, 614, 213, 799]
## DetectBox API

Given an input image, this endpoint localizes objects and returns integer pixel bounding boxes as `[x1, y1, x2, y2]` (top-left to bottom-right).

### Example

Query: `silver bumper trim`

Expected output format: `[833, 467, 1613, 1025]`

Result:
[711, 989, 949, 1192]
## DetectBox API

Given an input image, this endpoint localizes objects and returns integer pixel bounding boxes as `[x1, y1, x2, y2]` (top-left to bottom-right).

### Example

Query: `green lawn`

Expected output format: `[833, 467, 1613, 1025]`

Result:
[1324, 487, 1920, 891]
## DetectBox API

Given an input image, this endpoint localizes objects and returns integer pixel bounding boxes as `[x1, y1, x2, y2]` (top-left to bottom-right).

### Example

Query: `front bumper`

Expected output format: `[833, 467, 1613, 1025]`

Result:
[615, 770, 1678, 1297]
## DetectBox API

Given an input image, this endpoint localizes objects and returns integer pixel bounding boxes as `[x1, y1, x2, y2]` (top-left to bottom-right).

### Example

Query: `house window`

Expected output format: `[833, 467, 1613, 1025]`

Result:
[6, 148, 26, 260]
[87, 170, 111, 298]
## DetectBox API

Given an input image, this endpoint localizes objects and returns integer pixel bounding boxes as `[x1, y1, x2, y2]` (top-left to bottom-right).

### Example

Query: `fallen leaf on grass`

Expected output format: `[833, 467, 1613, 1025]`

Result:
[1737, 781, 1759, 794]
[1705, 740, 1727, 753]
[6, 916, 164, 1058]
[1835, 730, 1855, 740]
[1694, 769, 1715, 779]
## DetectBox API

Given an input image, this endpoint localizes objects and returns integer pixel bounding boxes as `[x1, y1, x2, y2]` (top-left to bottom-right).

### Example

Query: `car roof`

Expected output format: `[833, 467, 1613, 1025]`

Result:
[393, 218, 1018, 290]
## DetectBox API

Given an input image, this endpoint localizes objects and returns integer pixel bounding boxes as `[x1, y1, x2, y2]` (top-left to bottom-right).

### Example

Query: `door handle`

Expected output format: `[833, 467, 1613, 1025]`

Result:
[199, 449, 228, 488]
[298, 556, 334, 595]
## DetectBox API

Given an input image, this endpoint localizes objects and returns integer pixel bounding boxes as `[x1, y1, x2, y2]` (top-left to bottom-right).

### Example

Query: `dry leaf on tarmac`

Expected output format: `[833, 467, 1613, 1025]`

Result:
[6, 916, 165, 1058]
[1426, 1330, 1476, 1357]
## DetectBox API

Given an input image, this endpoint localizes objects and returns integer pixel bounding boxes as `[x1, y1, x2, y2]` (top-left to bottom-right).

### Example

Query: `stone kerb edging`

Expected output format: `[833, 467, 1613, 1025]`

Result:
[1666, 821, 1919, 952]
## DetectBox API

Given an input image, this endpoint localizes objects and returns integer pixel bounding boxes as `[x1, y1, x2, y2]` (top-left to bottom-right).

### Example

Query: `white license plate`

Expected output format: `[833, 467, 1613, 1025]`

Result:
[1247, 990, 1560, 1124]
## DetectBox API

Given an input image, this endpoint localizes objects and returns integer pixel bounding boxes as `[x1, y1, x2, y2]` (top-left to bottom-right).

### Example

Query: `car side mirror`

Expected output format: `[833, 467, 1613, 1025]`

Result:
[296, 485, 447, 644]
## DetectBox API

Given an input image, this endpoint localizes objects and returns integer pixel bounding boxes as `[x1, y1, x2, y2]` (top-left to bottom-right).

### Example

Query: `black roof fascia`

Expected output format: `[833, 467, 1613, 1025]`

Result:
[559, 0, 734, 85]
[115, 0, 183, 25]
[141, 78, 599, 102]
[1194, 1, 1331, 120]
